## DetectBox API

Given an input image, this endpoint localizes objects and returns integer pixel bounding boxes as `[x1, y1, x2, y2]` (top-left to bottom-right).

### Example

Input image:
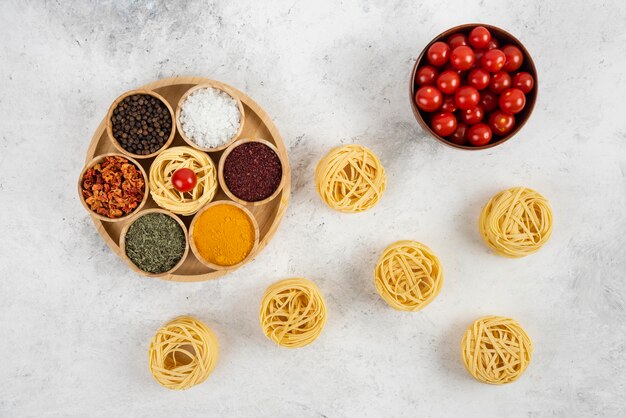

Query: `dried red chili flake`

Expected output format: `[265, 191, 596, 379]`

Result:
[223, 142, 282, 202]
[81, 156, 145, 218]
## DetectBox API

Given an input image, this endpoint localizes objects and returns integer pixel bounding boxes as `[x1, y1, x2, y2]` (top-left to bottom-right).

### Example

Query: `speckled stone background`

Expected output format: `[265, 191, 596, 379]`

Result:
[1, 1, 625, 417]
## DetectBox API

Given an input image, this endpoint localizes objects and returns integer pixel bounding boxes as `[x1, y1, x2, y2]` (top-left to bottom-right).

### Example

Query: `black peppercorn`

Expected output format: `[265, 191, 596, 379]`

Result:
[111, 94, 172, 155]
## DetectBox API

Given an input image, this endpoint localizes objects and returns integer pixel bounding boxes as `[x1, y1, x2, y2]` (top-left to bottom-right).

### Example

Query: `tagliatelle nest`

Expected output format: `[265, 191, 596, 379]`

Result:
[148, 316, 219, 390]
[374, 240, 443, 311]
[259, 278, 327, 348]
[461, 316, 533, 385]
[315, 144, 386, 213]
[479, 187, 553, 257]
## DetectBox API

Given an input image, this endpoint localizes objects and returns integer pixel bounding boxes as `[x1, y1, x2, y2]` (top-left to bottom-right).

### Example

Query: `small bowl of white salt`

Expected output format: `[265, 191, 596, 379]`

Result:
[176, 83, 245, 152]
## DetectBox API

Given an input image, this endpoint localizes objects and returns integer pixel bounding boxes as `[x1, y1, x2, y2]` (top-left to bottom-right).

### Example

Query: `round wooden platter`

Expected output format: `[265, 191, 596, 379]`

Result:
[84, 76, 291, 282]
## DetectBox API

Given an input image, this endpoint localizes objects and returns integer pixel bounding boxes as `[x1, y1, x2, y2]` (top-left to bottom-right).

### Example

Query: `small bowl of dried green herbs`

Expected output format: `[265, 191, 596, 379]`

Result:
[120, 209, 189, 277]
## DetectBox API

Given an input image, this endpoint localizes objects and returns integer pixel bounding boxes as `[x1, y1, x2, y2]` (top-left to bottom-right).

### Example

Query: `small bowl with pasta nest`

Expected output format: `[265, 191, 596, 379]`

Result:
[148, 146, 219, 217]
[218, 138, 287, 206]
[189, 200, 260, 271]
[410, 23, 538, 150]
[176, 82, 245, 153]
[78, 153, 149, 223]
[119, 208, 190, 277]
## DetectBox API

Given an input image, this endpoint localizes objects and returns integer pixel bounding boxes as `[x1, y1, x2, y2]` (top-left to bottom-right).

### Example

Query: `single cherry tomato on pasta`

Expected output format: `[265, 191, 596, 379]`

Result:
[486, 37, 499, 50]
[489, 110, 516, 136]
[501, 45, 524, 72]
[427, 42, 451, 67]
[454, 86, 480, 110]
[480, 90, 499, 113]
[171, 168, 197, 193]
[467, 123, 492, 146]
[489, 71, 512, 94]
[467, 68, 490, 90]
[481, 49, 506, 72]
[469, 26, 491, 49]
[449, 122, 470, 145]
[512, 72, 534, 94]
[415, 65, 439, 86]
[459, 105, 485, 125]
[415, 86, 443, 112]
[436, 70, 461, 94]
[450, 46, 475, 71]
[441, 95, 458, 113]
[431, 112, 458, 137]
[447, 33, 468, 49]
[499, 88, 526, 114]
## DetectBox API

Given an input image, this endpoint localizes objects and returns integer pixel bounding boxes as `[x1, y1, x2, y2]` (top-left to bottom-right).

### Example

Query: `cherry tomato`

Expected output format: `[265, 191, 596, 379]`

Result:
[436, 70, 461, 94]
[427, 42, 450, 67]
[441, 95, 458, 113]
[449, 122, 469, 145]
[415, 65, 438, 86]
[454, 86, 480, 110]
[415, 86, 443, 112]
[469, 26, 491, 49]
[171, 168, 197, 193]
[460, 105, 485, 125]
[450, 46, 475, 71]
[489, 110, 516, 136]
[512, 72, 534, 94]
[501, 45, 524, 72]
[486, 37, 499, 50]
[467, 123, 492, 146]
[431, 112, 458, 137]
[447, 33, 468, 49]
[489, 71, 512, 94]
[467, 68, 490, 90]
[481, 49, 506, 72]
[499, 88, 526, 114]
[480, 90, 499, 113]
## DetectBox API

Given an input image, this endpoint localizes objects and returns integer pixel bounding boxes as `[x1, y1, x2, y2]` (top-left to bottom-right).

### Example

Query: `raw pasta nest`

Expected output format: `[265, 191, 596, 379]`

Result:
[149, 146, 217, 216]
[260, 278, 327, 348]
[374, 240, 443, 311]
[479, 187, 553, 257]
[461, 316, 533, 385]
[148, 316, 219, 390]
[315, 144, 386, 213]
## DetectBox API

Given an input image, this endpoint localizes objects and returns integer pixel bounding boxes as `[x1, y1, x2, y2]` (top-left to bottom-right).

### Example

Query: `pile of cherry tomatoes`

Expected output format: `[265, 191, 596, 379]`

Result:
[413, 26, 535, 147]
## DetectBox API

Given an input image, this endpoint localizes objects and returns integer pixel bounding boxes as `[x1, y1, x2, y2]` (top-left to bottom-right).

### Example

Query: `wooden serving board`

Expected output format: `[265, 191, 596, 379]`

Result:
[85, 76, 290, 282]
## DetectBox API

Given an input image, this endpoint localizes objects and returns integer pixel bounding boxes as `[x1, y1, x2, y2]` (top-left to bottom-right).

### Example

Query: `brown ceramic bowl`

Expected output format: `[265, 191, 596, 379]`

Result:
[410, 23, 538, 150]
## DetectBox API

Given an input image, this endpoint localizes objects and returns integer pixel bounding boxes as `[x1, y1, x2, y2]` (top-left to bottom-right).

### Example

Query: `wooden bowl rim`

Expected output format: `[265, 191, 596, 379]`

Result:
[106, 89, 176, 159]
[409, 23, 538, 151]
[218, 138, 287, 207]
[188, 200, 260, 271]
[175, 82, 246, 152]
[118, 208, 190, 278]
[78, 152, 149, 223]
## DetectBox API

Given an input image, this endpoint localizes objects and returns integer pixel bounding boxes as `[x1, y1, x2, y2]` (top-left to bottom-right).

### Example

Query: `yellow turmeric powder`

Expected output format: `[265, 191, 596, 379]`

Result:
[192, 203, 256, 266]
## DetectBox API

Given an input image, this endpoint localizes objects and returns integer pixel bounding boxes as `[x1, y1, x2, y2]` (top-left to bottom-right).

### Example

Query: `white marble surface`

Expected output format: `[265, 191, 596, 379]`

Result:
[1, 1, 625, 416]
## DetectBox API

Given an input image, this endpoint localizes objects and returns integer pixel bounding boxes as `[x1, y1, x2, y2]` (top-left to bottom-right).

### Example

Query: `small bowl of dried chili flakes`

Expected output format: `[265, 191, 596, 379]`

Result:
[78, 153, 149, 222]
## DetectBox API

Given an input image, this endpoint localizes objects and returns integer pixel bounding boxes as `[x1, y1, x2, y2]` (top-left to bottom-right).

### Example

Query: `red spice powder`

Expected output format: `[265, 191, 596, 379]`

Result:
[223, 142, 282, 202]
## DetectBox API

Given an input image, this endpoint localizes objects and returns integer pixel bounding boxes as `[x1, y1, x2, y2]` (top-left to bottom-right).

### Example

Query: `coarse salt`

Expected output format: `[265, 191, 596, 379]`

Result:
[179, 87, 241, 149]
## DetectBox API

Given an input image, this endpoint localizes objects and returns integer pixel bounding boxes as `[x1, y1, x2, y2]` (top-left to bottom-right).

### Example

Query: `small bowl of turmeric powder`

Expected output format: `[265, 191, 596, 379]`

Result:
[189, 200, 259, 270]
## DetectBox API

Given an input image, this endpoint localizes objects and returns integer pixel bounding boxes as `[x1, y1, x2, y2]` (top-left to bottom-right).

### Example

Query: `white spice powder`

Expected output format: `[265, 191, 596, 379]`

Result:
[179, 87, 241, 149]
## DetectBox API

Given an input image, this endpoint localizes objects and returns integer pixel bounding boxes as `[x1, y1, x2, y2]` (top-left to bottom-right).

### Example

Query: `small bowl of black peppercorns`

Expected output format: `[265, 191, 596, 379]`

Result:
[106, 89, 176, 159]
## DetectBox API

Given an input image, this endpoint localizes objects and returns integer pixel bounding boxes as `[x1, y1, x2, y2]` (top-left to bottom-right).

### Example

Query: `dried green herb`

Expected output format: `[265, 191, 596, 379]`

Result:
[125, 213, 186, 274]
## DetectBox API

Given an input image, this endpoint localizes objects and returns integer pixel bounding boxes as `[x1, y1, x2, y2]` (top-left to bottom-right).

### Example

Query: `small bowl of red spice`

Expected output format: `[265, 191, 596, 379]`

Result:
[218, 138, 286, 206]
[78, 153, 149, 222]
